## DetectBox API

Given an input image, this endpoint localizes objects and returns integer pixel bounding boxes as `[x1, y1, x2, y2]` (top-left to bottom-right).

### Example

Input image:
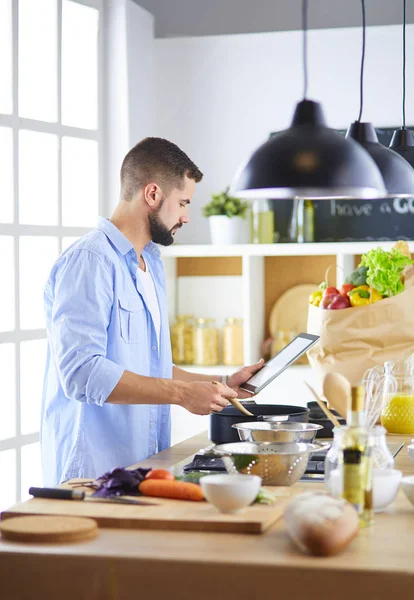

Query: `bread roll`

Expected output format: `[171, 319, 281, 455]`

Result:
[393, 240, 411, 259]
[284, 492, 359, 556]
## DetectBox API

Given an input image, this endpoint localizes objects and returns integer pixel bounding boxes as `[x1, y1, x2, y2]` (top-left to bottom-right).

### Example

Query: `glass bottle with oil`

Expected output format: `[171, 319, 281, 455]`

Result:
[289, 198, 315, 243]
[339, 385, 373, 527]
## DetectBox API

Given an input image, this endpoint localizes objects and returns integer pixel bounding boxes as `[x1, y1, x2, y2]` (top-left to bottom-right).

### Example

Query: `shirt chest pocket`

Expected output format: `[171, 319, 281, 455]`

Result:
[118, 295, 146, 343]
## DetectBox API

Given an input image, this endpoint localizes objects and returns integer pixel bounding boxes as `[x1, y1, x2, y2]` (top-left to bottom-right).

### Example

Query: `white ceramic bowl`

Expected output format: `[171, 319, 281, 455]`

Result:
[326, 468, 402, 512]
[402, 475, 414, 507]
[200, 474, 261, 514]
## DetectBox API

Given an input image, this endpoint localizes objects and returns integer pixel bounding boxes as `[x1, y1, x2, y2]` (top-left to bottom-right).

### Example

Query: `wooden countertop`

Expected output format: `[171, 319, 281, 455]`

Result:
[1, 432, 414, 600]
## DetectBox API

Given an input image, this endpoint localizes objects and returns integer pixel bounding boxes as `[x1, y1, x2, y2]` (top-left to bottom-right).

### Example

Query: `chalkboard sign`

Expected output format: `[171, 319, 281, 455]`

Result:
[268, 127, 414, 242]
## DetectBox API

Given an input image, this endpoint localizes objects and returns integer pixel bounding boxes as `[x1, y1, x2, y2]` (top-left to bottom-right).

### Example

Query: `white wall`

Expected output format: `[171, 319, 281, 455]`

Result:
[153, 25, 414, 244]
[103, 0, 155, 214]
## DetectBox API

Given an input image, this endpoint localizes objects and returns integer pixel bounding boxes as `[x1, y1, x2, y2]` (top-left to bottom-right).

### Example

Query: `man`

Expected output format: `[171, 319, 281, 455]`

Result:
[41, 137, 263, 485]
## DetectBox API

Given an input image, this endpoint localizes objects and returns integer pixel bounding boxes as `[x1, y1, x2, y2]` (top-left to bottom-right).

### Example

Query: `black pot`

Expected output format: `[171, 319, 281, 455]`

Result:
[209, 404, 310, 445]
[306, 401, 346, 438]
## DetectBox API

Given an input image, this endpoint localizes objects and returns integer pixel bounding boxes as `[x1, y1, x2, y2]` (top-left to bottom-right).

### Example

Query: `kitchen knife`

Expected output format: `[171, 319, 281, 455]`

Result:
[28, 486, 158, 506]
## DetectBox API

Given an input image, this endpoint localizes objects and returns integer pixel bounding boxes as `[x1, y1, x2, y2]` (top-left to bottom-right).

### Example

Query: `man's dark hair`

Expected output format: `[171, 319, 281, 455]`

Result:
[120, 137, 203, 201]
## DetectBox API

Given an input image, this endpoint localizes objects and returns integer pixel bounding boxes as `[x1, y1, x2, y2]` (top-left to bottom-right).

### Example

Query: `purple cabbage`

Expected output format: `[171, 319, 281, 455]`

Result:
[91, 466, 151, 498]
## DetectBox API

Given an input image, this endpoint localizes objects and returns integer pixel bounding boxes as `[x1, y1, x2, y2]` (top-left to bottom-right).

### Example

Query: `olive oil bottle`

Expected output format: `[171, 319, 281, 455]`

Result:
[339, 385, 373, 527]
[289, 198, 315, 243]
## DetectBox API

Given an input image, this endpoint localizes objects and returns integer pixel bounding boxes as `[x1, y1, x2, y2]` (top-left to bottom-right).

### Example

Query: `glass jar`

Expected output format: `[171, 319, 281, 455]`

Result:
[170, 315, 194, 365]
[369, 426, 394, 469]
[250, 200, 275, 244]
[324, 425, 394, 496]
[270, 331, 298, 359]
[193, 318, 219, 366]
[222, 317, 244, 366]
[324, 427, 343, 492]
[380, 360, 414, 434]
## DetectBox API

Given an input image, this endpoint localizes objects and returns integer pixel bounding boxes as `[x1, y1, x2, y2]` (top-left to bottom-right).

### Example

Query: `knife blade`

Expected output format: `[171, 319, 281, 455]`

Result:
[28, 486, 158, 506]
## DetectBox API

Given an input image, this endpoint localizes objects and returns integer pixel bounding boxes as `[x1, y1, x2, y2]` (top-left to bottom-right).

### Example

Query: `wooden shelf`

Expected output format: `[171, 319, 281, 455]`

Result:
[161, 241, 412, 258]
[163, 241, 414, 442]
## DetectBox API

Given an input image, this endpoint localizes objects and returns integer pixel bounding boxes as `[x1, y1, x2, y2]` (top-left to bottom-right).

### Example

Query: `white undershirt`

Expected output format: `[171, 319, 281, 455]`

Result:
[136, 260, 161, 351]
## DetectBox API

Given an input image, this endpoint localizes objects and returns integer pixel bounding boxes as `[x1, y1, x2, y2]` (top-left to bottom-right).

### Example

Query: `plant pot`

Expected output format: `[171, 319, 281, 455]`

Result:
[209, 215, 250, 245]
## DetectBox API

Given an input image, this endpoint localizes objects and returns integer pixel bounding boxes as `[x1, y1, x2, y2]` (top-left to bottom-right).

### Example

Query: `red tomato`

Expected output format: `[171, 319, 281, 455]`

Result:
[323, 286, 340, 298]
[339, 283, 356, 297]
[145, 469, 175, 481]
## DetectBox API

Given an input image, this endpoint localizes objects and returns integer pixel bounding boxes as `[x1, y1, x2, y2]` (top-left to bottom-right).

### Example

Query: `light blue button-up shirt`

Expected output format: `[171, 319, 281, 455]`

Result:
[41, 218, 172, 485]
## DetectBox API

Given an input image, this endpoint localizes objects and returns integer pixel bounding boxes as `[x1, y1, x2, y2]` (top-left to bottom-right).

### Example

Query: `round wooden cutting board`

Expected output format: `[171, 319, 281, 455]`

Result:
[0, 515, 99, 543]
[269, 284, 316, 338]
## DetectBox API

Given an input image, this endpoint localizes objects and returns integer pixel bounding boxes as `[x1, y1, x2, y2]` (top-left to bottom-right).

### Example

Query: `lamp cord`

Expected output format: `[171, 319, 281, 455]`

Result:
[402, 0, 406, 128]
[357, 0, 366, 122]
[302, 0, 308, 99]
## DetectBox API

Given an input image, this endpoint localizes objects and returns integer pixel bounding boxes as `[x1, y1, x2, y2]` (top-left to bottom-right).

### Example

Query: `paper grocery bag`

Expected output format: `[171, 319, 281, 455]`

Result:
[307, 285, 414, 386]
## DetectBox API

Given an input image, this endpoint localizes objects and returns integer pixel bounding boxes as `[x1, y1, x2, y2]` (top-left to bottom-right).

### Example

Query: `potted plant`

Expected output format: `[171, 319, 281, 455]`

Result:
[202, 187, 250, 245]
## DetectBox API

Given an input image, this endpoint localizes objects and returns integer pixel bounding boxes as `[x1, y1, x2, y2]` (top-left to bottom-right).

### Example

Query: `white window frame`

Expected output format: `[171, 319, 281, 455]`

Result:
[0, 0, 104, 503]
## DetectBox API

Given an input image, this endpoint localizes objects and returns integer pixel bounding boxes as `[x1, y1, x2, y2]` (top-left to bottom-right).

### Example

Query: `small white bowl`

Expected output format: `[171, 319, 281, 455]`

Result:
[402, 475, 414, 507]
[326, 468, 402, 512]
[200, 474, 261, 514]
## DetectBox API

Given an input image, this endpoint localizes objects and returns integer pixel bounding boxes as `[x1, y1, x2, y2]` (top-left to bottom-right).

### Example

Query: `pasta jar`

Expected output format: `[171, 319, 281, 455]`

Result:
[222, 317, 244, 366]
[193, 318, 219, 366]
[170, 315, 194, 365]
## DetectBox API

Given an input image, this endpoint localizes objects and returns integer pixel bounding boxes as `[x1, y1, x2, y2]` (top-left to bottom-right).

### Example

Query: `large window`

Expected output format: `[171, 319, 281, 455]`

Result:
[0, 0, 102, 510]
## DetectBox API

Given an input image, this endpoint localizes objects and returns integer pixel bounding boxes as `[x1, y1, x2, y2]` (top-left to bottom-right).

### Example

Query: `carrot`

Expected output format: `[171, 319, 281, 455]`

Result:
[139, 479, 204, 502]
[145, 468, 175, 481]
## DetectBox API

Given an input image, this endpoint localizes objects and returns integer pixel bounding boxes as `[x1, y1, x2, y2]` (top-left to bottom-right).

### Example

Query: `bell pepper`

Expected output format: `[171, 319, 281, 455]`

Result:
[309, 290, 323, 307]
[347, 285, 382, 307]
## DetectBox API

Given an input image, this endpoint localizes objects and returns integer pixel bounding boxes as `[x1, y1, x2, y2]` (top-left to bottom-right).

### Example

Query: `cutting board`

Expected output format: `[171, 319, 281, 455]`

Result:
[1, 479, 294, 535]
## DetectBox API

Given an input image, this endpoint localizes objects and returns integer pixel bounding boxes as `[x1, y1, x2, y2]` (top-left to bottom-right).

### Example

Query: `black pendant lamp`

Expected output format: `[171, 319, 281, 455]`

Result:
[230, 0, 386, 200]
[346, 0, 414, 198]
[389, 0, 414, 169]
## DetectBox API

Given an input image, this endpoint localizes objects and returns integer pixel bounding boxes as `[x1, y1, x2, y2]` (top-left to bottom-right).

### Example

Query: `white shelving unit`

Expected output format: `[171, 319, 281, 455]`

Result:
[163, 241, 413, 444]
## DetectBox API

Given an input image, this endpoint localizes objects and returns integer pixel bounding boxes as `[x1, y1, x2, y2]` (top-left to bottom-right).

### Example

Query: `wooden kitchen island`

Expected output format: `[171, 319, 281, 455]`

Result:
[1, 432, 414, 600]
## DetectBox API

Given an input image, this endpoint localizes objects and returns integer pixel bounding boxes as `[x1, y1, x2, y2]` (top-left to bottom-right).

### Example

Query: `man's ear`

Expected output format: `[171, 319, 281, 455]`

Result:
[143, 183, 162, 208]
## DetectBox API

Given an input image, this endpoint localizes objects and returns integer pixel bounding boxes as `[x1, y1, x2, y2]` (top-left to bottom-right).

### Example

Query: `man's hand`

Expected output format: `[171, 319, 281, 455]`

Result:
[227, 359, 265, 398]
[179, 381, 238, 415]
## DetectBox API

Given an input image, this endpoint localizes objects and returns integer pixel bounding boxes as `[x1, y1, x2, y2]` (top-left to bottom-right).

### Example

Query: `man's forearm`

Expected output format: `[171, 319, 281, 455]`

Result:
[106, 370, 186, 405]
[172, 365, 227, 384]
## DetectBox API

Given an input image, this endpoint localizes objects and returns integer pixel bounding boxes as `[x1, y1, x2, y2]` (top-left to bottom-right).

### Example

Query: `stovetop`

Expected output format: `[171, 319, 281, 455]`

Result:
[183, 449, 328, 482]
[183, 442, 405, 483]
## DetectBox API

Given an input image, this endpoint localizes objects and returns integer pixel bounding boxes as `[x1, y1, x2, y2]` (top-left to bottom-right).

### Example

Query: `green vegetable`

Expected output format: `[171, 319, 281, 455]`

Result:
[175, 471, 217, 484]
[360, 247, 413, 297]
[202, 186, 249, 218]
[233, 454, 258, 471]
[345, 265, 368, 286]
[255, 488, 277, 505]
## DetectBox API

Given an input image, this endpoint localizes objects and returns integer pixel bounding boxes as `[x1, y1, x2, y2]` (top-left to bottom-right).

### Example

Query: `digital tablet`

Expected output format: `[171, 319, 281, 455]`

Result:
[240, 332, 320, 395]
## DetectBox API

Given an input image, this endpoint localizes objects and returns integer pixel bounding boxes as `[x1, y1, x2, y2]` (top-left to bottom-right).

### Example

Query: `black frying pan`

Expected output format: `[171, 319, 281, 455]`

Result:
[209, 403, 310, 444]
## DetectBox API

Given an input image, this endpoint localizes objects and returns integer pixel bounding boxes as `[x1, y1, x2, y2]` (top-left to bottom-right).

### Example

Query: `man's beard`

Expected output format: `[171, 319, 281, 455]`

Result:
[148, 205, 181, 246]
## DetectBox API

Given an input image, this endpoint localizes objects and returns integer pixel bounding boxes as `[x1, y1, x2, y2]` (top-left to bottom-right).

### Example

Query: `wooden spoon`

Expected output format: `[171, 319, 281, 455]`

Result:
[304, 382, 342, 429]
[212, 381, 254, 417]
[323, 372, 351, 419]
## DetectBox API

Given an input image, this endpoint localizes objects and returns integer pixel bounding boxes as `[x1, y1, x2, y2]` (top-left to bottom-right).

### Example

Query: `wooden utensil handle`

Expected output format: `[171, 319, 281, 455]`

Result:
[212, 381, 254, 417]
[304, 382, 342, 429]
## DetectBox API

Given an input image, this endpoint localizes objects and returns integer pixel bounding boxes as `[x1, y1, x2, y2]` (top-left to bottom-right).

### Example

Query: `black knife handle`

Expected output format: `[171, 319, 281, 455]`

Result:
[28, 487, 85, 500]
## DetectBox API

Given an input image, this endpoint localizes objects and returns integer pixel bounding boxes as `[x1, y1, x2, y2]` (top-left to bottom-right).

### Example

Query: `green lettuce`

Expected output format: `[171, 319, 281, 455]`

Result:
[360, 247, 413, 297]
